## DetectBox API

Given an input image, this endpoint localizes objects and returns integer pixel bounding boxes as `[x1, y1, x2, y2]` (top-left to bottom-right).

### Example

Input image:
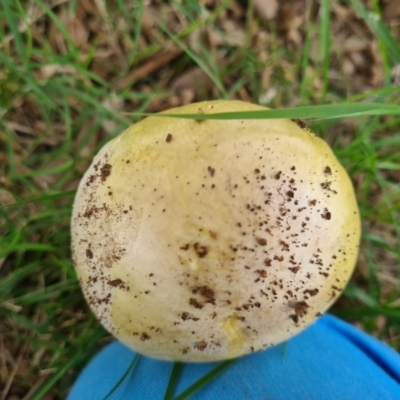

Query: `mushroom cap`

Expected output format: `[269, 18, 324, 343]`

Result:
[71, 100, 360, 362]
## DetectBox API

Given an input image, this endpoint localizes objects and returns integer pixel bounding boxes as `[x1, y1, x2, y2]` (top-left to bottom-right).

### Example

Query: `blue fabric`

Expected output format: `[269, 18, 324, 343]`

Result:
[68, 315, 400, 399]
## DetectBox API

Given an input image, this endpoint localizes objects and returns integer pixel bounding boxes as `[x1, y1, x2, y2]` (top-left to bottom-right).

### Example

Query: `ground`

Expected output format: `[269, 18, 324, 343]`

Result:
[0, 0, 400, 399]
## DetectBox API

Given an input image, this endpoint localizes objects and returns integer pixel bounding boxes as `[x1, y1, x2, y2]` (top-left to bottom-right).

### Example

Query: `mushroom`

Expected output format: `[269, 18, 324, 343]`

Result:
[71, 100, 360, 362]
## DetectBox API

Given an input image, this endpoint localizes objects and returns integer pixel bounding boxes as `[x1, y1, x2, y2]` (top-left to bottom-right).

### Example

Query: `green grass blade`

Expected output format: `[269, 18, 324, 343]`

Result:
[61, 87, 129, 126]
[116, 0, 144, 65]
[347, 0, 400, 65]
[0, 52, 57, 110]
[0, 243, 59, 258]
[164, 362, 184, 400]
[9, 313, 51, 336]
[336, 306, 400, 320]
[2, 190, 76, 208]
[33, 0, 78, 58]
[177, 0, 231, 38]
[1, 0, 28, 66]
[16, 158, 74, 178]
[103, 353, 141, 400]
[174, 359, 238, 400]
[320, 0, 330, 100]
[348, 86, 400, 102]
[300, 29, 311, 104]
[0, 262, 39, 297]
[345, 284, 379, 307]
[371, 0, 391, 83]
[28, 49, 111, 87]
[159, 25, 228, 98]
[68, 0, 79, 15]
[135, 102, 400, 121]
[12, 280, 78, 306]
[29, 327, 106, 400]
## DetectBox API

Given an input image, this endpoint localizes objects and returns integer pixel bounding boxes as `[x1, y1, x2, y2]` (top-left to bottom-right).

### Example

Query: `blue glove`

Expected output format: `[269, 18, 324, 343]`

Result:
[68, 314, 400, 399]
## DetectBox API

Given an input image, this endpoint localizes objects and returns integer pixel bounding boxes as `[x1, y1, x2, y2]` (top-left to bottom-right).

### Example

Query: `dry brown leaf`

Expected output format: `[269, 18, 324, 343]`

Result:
[236, 87, 252, 102]
[286, 28, 302, 46]
[219, 19, 246, 46]
[188, 29, 205, 54]
[116, 45, 183, 90]
[37, 64, 78, 80]
[171, 66, 213, 94]
[101, 96, 125, 135]
[65, 17, 88, 49]
[15, 360, 29, 377]
[0, 189, 14, 206]
[48, 23, 68, 55]
[349, 51, 366, 69]
[142, 7, 165, 42]
[79, 0, 99, 15]
[278, 3, 304, 30]
[342, 36, 369, 53]
[392, 65, 400, 85]
[382, 0, 400, 21]
[254, 0, 278, 21]
[89, 57, 115, 81]
[0, 177, 13, 189]
[226, 0, 244, 19]
[331, 1, 353, 21]
[343, 58, 356, 75]
[178, 88, 196, 105]
[258, 87, 277, 106]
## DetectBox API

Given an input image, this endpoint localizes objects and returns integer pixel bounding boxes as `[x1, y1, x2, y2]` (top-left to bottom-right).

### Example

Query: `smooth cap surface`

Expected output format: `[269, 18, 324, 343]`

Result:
[71, 100, 360, 362]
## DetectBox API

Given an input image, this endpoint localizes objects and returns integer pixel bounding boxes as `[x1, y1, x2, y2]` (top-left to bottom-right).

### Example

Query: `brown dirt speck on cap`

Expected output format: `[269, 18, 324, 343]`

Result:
[294, 301, 309, 317]
[193, 242, 208, 258]
[86, 249, 93, 259]
[140, 332, 151, 341]
[181, 312, 189, 321]
[166, 133, 173, 142]
[189, 298, 203, 309]
[108, 278, 124, 287]
[100, 163, 112, 182]
[197, 285, 215, 300]
[86, 175, 96, 186]
[304, 288, 319, 296]
[275, 171, 282, 179]
[209, 230, 217, 239]
[256, 237, 267, 246]
[292, 119, 308, 129]
[194, 340, 208, 351]
[321, 209, 332, 220]
[256, 269, 268, 278]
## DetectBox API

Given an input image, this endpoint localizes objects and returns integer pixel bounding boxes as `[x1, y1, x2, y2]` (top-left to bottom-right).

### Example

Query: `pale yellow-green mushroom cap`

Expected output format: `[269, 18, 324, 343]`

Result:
[71, 100, 360, 362]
